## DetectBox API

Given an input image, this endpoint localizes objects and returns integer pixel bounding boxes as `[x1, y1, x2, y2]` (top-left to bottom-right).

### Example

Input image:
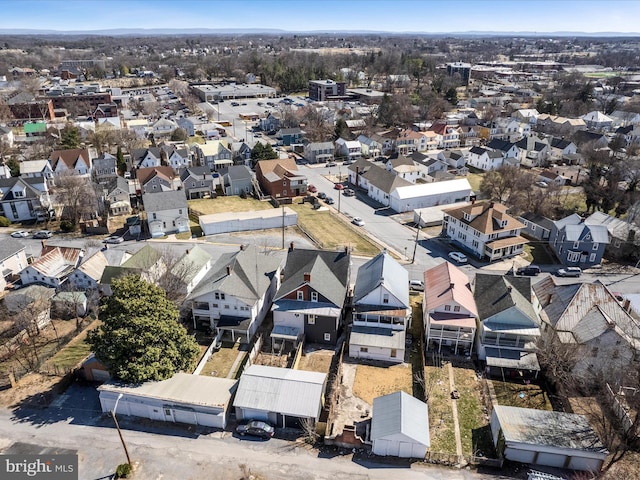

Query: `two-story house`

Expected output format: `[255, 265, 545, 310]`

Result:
[103, 176, 132, 216]
[162, 144, 191, 170]
[549, 214, 609, 268]
[49, 148, 93, 176]
[188, 244, 284, 342]
[20, 245, 84, 288]
[386, 156, 422, 184]
[357, 134, 382, 158]
[92, 153, 118, 184]
[423, 262, 478, 356]
[99, 245, 165, 293]
[272, 247, 350, 346]
[0, 177, 51, 223]
[547, 137, 578, 161]
[0, 238, 28, 290]
[191, 140, 233, 171]
[465, 146, 504, 171]
[135, 166, 180, 194]
[151, 118, 179, 137]
[442, 201, 528, 261]
[19, 159, 55, 181]
[221, 165, 255, 196]
[584, 211, 640, 262]
[67, 249, 109, 291]
[486, 139, 519, 159]
[179, 166, 216, 199]
[515, 136, 549, 168]
[349, 251, 410, 363]
[142, 190, 189, 238]
[304, 142, 335, 164]
[255, 158, 307, 199]
[473, 273, 541, 379]
[277, 127, 304, 147]
[131, 148, 162, 169]
[335, 138, 362, 161]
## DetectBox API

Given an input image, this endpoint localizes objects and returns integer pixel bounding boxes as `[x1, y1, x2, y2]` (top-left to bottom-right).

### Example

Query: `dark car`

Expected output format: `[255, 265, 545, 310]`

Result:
[324, 196, 335, 205]
[516, 265, 541, 276]
[236, 420, 275, 439]
[317, 192, 327, 199]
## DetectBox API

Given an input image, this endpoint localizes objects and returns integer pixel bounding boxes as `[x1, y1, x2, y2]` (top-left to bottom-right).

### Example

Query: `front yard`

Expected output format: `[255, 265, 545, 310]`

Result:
[352, 363, 413, 405]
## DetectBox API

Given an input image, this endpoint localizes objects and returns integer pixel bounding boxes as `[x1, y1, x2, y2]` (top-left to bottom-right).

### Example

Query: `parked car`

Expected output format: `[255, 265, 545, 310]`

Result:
[556, 266, 582, 277]
[10, 230, 29, 238]
[317, 192, 327, 199]
[343, 188, 355, 196]
[334, 183, 344, 190]
[236, 420, 275, 439]
[535, 181, 548, 188]
[326, 161, 337, 167]
[324, 196, 335, 205]
[409, 280, 425, 292]
[352, 217, 365, 226]
[231, 101, 240, 107]
[448, 251, 468, 264]
[103, 236, 124, 244]
[516, 265, 541, 276]
[33, 230, 53, 239]
[342, 159, 354, 166]
[307, 184, 317, 193]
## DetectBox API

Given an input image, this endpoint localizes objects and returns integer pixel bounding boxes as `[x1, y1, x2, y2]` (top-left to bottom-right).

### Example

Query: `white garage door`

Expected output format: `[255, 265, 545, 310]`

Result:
[505, 447, 536, 464]
[173, 408, 197, 425]
[398, 442, 414, 458]
[568, 455, 601, 472]
[196, 412, 224, 429]
[239, 408, 270, 422]
[128, 401, 150, 419]
[537, 451, 568, 468]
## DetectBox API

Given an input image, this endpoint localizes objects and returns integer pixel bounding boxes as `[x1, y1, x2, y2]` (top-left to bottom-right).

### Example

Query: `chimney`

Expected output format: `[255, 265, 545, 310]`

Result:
[289, 241, 294, 252]
[239, 244, 244, 251]
[489, 201, 495, 209]
[226, 265, 232, 275]
[507, 286, 512, 293]
[304, 272, 311, 282]
[471, 197, 475, 205]
[624, 298, 632, 313]
[186, 249, 190, 255]
[344, 246, 349, 254]
[450, 282, 455, 290]
[41, 240, 46, 249]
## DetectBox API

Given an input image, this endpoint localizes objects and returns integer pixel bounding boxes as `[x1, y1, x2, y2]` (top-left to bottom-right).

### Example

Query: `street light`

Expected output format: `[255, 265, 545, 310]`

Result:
[111, 393, 132, 467]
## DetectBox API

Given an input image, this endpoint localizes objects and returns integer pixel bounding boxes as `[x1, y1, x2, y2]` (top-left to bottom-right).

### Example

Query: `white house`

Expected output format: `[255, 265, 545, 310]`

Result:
[192, 141, 233, 170]
[142, 190, 189, 238]
[131, 148, 162, 168]
[334, 138, 361, 161]
[357, 134, 382, 158]
[19, 159, 55, 180]
[465, 146, 504, 171]
[49, 148, 93, 176]
[0, 238, 28, 291]
[20, 246, 84, 288]
[68, 249, 109, 291]
[304, 142, 335, 164]
[0, 177, 52, 222]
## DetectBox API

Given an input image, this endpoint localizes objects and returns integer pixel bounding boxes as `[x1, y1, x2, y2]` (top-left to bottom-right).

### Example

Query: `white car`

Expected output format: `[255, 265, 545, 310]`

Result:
[448, 251, 468, 264]
[352, 217, 365, 227]
[103, 236, 124, 244]
[10, 230, 29, 238]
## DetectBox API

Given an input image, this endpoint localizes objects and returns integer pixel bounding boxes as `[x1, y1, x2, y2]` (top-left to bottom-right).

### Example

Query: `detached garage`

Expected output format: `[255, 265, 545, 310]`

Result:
[98, 373, 237, 429]
[491, 405, 608, 473]
[371, 391, 430, 459]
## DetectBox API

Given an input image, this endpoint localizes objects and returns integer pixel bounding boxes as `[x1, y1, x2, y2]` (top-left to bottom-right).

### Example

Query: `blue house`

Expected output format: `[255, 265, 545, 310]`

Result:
[549, 214, 609, 268]
[277, 127, 304, 146]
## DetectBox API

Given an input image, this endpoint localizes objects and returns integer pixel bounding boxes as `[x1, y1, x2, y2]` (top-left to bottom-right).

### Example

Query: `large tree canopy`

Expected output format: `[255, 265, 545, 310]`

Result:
[87, 275, 199, 383]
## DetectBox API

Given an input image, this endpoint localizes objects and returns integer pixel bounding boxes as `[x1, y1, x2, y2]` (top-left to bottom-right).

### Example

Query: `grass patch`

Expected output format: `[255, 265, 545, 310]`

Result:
[425, 365, 457, 453]
[288, 202, 383, 256]
[466, 172, 484, 193]
[297, 350, 333, 374]
[188, 196, 272, 215]
[175, 231, 192, 240]
[491, 379, 553, 410]
[352, 363, 413, 405]
[558, 191, 587, 215]
[199, 342, 244, 378]
[453, 368, 491, 456]
[44, 320, 101, 371]
[522, 240, 555, 264]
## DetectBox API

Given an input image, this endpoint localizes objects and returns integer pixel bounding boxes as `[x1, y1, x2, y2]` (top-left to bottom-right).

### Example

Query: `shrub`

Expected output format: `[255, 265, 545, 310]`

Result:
[115, 463, 132, 478]
[60, 220, 75, 232]
[0, 216, 10, 227]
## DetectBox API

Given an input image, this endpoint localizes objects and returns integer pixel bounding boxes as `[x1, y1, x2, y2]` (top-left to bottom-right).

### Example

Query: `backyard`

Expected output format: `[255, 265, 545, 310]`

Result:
[297, 347, 334, 374]
[43, 320, 101, 372]
[491, 379, 553, 411]
[188, 196, 272, 215]
[198, 341, 245, 378]
[352, 363, 413, 405]
[425, 365, 457, 454]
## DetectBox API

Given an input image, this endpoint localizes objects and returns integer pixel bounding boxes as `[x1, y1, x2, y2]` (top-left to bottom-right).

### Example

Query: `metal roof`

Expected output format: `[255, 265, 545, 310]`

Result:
[353, 251, 409, 307]
[99, 373, 236, 408]
[424, 262, 478, 317]
[371, 391, 430, 447]
[350, 326, 406, 349]
[233, 365, 326, 419]
[493, 405, 607, 454]
[392, 178, 472, 201]
[485, 348, 540, 370]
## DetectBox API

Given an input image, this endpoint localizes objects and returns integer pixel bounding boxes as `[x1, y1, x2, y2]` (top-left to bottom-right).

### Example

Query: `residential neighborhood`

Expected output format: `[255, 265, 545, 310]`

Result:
[1, 10, 640, 480]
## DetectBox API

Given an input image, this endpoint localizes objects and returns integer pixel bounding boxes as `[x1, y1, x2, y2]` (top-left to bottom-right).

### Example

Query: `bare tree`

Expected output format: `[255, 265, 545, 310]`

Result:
[54, 171, 98, 227]
[299, 417, 319, 445]
[155, 246, 200, 304]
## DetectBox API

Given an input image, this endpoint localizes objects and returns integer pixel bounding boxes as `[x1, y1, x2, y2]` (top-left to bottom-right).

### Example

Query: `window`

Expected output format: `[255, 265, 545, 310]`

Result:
[591, 347, 599, 357]
[179, 209, 183, 215]
[444, 305, 451, 311]
[360, 347, 368, 353]
[220, 293, 225, 300]
[324, 333, 331, 342]
[573, 241, 579, 249]
[390, 349, 397, 358]
[214, 292, 220, 300]
[308, 315, 315, 325]
[590, 253, 596, 262]
[212, 303, 218, 308]
[383, 294, 389, 304]
[454, 306, 460, 312]
[224, 305, 229, 309]
[311, 292, 318, 302]
[152, 213, 157, 220]
[297, 291, 304, 301]
[592, 242, 599, 250]
[568, 251, 580, 262]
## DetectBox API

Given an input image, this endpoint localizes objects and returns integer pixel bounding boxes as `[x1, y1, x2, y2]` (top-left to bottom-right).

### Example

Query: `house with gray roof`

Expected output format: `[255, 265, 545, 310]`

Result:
[99, 244, 165, 293]
[3, 285, 56, 331]
[0, 237, 27, 291]
[473, 273, 540, 378]
[517, 212, 555, 241]
[103, 176, 132, 217]
[68, 249, 108, 291]
[131, 147, 162, 168]
[549, 213, 609, 268]
[465, 146, 505, 171]
[303, 141, 335, 164]
[371, 391, 430, 458]
[361, 163, 411, 207]
[584, 211, 640, 262]
[349, 251, 410, 364]
[233, 365, 327, 428]
[142, 190, 189, 238]
[92, 153, 118, 184]
[221, 165, 254, 196]
[0, 177, 51, 222]
[187, 245, 283, 342]
[272, 247, 350, 345]
[179, 166, 215, 200]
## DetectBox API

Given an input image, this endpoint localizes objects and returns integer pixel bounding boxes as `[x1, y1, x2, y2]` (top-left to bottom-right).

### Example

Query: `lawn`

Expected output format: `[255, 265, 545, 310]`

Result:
[297, 349, 333, 374]
[452, 368, 493, 457]
[288, 202, 383, 257]
[352, 363, 413, 405]
[491, 379, 553, 411]
[558, 191, 587, 215]
[198, 342, 244, 378]
[466, 172, 484, 194]
[522, 240, 555, 264]
[425, 365, 457, 454]
[44, 320, 101, 371]
[188, 196, 272, 216]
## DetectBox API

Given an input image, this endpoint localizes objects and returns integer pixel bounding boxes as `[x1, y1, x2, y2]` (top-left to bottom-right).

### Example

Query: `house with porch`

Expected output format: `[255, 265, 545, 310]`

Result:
[272, 247, 350, 346]
[349, 251, 410, 364]
[221, 165, 254, 196]
[423, 262, 478, 356]
[188, 244, 283, 343]
[335, 138, 362, 161]
[191, 140, 233, 171]
[473, 273, 541, 379]
[442, 201, 528, 261]
[103, 177, 132, 217]
[0, 177, 52, 223]
[304, 142, 335, 164]
[179, 166, 216, 200]
[142, 190, 189, 238]
[135, 166, 180, 194]
[465, 146, 504, 171]
[357, 134, 382, 158]
[549, 213, 609, 268]
[255, 158, 307, 199]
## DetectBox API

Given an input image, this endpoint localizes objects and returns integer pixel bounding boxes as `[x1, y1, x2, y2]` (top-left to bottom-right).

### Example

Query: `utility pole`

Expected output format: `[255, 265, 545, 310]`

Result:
[281, 205, 285, 249]
[412, 212, 422, 264]
[111, 394, 132, 466]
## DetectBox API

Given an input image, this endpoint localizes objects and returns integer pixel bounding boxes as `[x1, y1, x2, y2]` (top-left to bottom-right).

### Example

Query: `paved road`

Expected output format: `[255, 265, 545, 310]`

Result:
[0, 384, 515, 480]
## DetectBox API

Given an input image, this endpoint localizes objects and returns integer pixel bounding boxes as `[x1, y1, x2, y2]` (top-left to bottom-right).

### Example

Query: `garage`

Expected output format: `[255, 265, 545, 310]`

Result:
[199, 208, 297, 236]
[99, 373, 237, 430]
[371, 391, 430, 459]
[491, 405, 608, 473]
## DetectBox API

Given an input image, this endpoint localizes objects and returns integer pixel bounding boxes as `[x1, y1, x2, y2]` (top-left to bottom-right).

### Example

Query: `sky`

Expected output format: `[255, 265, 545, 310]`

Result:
[0, 0, 639, 34]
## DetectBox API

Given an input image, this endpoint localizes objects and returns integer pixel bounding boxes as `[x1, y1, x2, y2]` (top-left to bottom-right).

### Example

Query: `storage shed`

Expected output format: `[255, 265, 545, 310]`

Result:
[491, 405, 608, 472]
[371, 391, 430, 458]
[98, 373, 237, 429]
[233, 365, 326, 428]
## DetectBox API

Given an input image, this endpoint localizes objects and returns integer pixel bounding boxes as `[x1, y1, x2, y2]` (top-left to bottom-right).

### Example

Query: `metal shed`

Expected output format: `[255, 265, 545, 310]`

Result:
[491, 405, 608, 472]
[98, 373, 237, 429]
[371, 391, 430, 458]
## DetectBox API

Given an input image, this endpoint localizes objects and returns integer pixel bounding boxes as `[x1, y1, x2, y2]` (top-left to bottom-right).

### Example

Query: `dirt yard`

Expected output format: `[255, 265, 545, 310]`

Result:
[297, 346, 334, 374]
[0, 372, 64, 408]
[352, 362, 413, 405]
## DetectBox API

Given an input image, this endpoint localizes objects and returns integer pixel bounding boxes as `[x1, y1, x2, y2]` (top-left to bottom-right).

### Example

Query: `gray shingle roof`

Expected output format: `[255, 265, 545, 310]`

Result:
[353, 251, 409, 307]
[362, 164, 411, 194]
[0, 237, 25, 262]
[474, 273, 537, 323]
[142, 190, 187, 212]
[371, 391, 430, 446]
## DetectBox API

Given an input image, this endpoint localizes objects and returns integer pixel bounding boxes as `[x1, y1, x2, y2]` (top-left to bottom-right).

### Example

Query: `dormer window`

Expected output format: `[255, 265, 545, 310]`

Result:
[463, 213, 471, 221]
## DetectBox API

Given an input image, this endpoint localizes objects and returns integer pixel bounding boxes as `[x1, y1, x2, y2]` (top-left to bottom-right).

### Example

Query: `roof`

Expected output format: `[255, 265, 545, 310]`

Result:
[19, 159, 51, 175]
[550, 137, 574, 149]
[424, 262, 477, 316]
[99, 373, 236, 409]
[135, 166, 176, 185]
[362, 164, 411, 194]
[559, 223, 609, 244]
[585, 211, 637, 241]
[486, 138, 515, 152]
[275, 248, 350, 309]
[519, 212, 555, 232]
[121, 245, 163, 269]
[353, 251, 409, 307]
[53, 291, 87, 304]
[187, 244, 282, 305]
[233, 365, 326, 418]
[77, 250, 108, 282]
[371, 391, 430, 447]
[222, 165, 253, 181]
[172, 246, 213, 286]
[28, 246, 82, 279]
[142, 190, 187, 212]
[49, 148, 91, 169]
[493, 405, 607, 454]
[474, 273, 538, 324]
[582, 111, 613, 123]
[0, 237, 25, 262]
[443, 201, 524, 235]
[256, 158, 298, 177]
[4, 285, 55, 312]
[350, 326, 406, 350]
[392, 178, 472, 201]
